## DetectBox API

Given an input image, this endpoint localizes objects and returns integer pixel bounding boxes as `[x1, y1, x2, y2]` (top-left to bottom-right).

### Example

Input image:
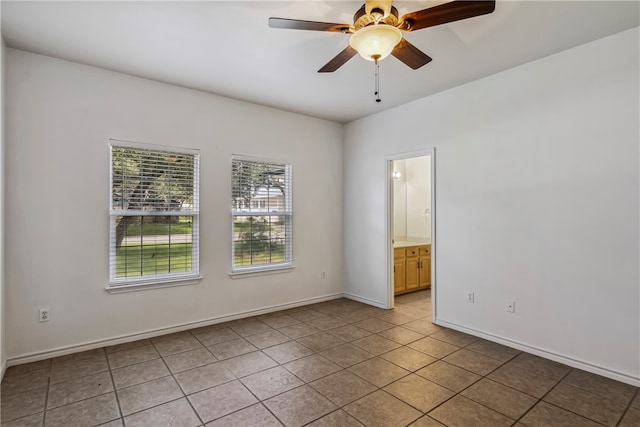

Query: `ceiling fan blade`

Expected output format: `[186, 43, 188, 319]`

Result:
[318, 46, 358, 73]
[391, 39, 432, 70]
[269, 17, 352, 33]
[398, 0, 496, 32]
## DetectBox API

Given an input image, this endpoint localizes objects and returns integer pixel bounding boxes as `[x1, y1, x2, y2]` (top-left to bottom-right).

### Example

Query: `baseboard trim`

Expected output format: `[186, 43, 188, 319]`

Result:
[7, 293, 344, 367]
[343, 292, 387, 309]
[1, 358, 6, 382]
[434, 318, 640, 387]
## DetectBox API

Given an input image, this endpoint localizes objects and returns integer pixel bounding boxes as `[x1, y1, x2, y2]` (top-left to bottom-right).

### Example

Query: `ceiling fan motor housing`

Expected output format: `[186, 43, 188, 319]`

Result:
[353, 4, 399, 30]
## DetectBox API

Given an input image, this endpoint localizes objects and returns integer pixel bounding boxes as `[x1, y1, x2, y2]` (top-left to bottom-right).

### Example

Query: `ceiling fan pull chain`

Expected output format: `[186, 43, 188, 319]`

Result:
[374, 58, 381, 103]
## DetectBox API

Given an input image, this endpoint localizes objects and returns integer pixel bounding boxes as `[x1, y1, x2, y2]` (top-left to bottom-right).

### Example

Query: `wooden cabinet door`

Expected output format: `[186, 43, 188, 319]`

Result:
[406, 256, 419, 290]
[394, 258, 406, 293]
[419, 256, 431, 288]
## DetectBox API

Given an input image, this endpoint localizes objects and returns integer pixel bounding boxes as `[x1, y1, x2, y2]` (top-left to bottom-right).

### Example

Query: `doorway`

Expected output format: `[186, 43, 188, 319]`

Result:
[387, 150, 435, 318]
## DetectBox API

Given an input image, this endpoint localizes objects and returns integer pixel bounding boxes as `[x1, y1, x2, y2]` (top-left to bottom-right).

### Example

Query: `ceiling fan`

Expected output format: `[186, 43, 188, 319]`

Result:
[269, 0, 496, 73]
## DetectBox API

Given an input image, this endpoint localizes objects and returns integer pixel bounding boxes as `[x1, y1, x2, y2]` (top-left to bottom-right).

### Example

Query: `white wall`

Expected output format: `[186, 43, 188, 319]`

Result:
[0, 32, 6, 377]
[344, 28, 639, 384]
[405, 156, 431, 240]
[5, 49, 344, 361]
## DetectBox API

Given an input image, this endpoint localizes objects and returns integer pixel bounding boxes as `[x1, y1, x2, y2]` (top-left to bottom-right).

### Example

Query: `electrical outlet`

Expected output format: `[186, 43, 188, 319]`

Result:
[506, 300, 515, 313]
[39, 308, 50, 322]
[466, 292, 474, 303]
[321, 271, 326, 279]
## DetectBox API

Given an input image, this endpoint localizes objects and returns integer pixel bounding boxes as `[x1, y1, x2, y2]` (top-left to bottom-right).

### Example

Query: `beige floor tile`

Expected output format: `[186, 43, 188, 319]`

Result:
[326, 325, 371, 342]
[380, 347, 437, 372]
[320, 344, 374, 368]
[97, 419, 123, 427]
[0, 387, 47, 423]
[562, 369, 637, 404]
[193, 327, 241, 346]
[429, 395, 513, 427]
[289, 309, 327, 322]
[460, 378, 537, 419]
[106, 345, 159, 370]
[279, 323, 320, 339]
[408, 415, 446, 426]
[205, 403, 281, 427]
[344, 390, 421, 427]
[230, 320, 273, 337]
[105, 339, 151, 354]
[351, 334, 401, 355]
[415, 361, 481, 392]
[174, 362, 235, 394]
[117, 376, 183, 416]
[163, 347, 217, 373]
[408, 337, 459, 359]
[207, 338, 257, 360]
[506, 353, 571, 381]
[377, 326, 424, 345]
[402, 320, 442, 335]
[284, 354, 341, 383]
[544, 382, 628, 426]
[240, 366, 304, 400]
[632, 392, 640, 409]
[1, 369, 50, 396]
[352, 318, 395, 333]
[619, 407, 640, 427]
[464, 339, 520, 362]
[0, 412, 44, 427]
[443, 348, 504, 375]
[261, 314, 300, 329]
[111, 358, 170, 389]
[297, 332, 345, 352]
[263, 340, 314, 364]
[384, 374, 454, 412]
[264, 385, 337, 427]
[44, 392, 120, 427]
[50, 356, 110, 385]
[123, 398, 200, 427]
[430, 329, 479, 347]
[310, 370, 377, 406]
[519, 401, 603, 427]
[488, 362, 560, 398]
[377, 312, 416, 326]
[222, 351, 278, 378]
[307, 409, 364, 426]
[306, 316, 348, 331]
[188, 380, 258, 423]
[151, 333, 203, 357]
[348, 357, 410, 388]
[51, 349, 105, 366]
[3, 360, 50, 378]
[47, 371, 113, 409]
[244, 329, 291, 349]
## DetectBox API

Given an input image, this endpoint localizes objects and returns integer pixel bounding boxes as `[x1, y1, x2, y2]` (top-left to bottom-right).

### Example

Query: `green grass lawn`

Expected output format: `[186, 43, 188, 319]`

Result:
[125, 221, 192, 236]
[115, 243, 192, 277]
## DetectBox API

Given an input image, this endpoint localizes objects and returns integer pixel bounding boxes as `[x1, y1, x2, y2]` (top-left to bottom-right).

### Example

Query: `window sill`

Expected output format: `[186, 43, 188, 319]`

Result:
[229, 265, 295, 279]
[105, 276, 204, 294]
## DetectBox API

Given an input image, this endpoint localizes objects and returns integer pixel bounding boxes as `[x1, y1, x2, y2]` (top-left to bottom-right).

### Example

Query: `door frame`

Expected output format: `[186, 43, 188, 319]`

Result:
[385, 148, 436, 319]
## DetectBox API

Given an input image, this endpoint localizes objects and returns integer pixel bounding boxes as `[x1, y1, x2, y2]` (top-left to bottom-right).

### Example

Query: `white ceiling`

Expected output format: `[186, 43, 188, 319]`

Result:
[1, 1, 638, 123]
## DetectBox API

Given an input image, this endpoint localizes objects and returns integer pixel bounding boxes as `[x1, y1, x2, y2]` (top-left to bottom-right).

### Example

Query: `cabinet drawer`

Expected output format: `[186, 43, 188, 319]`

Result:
[420, 246, 431, 256]
[394, 248, 406, 258]
[406, 247, 419, 257]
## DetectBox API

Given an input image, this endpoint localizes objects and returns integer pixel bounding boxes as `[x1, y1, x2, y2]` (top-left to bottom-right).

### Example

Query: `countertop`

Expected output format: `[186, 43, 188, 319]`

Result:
[394, 239, 431, 248]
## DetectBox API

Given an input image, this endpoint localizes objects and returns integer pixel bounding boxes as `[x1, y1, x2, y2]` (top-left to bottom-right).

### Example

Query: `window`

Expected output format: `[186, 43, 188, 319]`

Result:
[231, 156, 292, 273]
[109, 141, 200, 287]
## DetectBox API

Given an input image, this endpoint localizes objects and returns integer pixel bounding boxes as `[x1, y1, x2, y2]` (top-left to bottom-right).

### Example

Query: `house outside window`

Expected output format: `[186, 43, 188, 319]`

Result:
[231, 156, 292, 273]
[109, 140, 200, 287]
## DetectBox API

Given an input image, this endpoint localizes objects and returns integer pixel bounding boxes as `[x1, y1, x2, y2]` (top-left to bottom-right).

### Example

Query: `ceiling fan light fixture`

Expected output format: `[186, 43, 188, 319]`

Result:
[349, 24, 402, 62]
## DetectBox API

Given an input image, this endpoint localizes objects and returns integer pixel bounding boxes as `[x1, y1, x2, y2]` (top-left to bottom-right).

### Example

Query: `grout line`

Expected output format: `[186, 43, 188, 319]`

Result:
[104, 347, 126, 427]
[614, 386, 639, 427]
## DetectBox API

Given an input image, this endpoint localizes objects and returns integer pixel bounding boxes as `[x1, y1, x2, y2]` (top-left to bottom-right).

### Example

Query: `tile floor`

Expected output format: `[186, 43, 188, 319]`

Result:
[1, 290, 638, 426]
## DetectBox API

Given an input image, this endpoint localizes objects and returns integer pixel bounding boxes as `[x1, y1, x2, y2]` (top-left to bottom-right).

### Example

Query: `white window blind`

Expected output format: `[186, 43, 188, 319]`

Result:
[109, 141, 200, 286]
[231, 156, 292, 272]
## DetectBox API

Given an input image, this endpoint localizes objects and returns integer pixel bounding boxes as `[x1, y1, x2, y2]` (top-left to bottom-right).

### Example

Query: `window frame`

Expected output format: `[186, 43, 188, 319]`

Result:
[231, 155, 293, 276]
[108, 139, 201, 291]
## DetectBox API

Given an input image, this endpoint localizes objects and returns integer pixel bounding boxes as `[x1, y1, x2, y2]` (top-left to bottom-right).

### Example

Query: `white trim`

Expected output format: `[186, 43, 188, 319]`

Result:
[7, 293, 344, 367]
[386, 148, 436, 314]
[343, 292, 387, 309]
[229, 265, 295, 279]
[434, 318, 640, 387]
[1, 359, 6, 382]
[105, 276, 204, 294]
[109, 138, 200, 156]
